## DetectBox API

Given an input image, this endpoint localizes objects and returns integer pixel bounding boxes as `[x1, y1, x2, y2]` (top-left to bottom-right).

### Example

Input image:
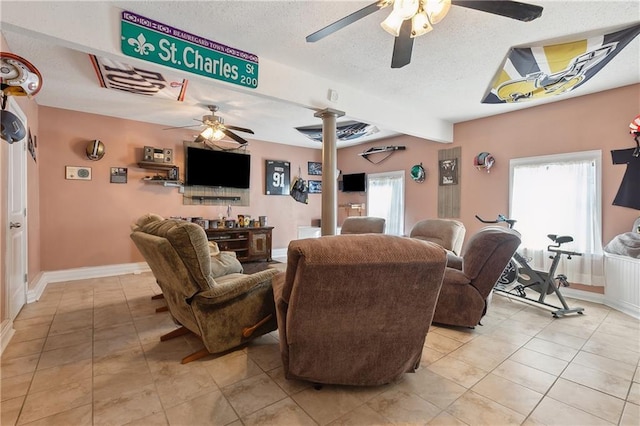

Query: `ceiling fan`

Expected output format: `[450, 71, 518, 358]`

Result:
[166, 105, 254, 145]
[306, 0, 544, 68]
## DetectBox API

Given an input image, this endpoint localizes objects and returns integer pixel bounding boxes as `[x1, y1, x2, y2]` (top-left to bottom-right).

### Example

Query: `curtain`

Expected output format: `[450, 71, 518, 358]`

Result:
[510, 153, 604, 285]
[367, 172, 404, 236]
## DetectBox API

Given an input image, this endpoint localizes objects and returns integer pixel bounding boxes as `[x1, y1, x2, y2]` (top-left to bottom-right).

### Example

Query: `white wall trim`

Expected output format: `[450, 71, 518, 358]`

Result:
[604, 299, 640, 320]
[562, 287, 606, 305]
[27, 262, 150, 302]
[1, 319, 16, 355]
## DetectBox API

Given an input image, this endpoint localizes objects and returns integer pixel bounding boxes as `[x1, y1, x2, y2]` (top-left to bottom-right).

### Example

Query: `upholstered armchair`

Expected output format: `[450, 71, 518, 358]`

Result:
[432, 226, 521, 328]
[273, 234, 447, 386]
[409, 219, 466, 255]
[130, 216, 278, 363]
[340, 216, 386, 234]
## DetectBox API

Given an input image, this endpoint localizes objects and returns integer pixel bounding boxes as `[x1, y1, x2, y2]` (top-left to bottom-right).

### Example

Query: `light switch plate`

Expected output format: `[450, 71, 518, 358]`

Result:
[65, 166, 92, 180]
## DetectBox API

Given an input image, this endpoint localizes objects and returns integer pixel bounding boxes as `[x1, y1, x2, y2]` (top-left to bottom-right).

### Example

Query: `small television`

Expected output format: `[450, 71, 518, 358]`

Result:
[185, 146, 251, 188]
[342, 172, 366, 192]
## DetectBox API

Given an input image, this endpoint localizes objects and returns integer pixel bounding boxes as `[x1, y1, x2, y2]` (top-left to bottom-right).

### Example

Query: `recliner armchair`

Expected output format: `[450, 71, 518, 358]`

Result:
[432, 226, 521, 328]
[410, 219, 466, 255]
[273, 234, 447, 386]
[340, 216, 386, 234]
[130, 216, 278, 363]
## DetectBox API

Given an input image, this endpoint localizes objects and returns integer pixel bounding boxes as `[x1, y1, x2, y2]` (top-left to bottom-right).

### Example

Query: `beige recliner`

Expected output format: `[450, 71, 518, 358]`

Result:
[273, 234, 447, 386]
[130, 216, 278, 363]
[410, 218, 466, 255]
[340, 216, 386, 234]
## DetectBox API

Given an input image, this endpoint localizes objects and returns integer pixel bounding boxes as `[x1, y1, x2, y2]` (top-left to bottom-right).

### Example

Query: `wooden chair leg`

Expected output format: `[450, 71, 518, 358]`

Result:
[151, 293, 165, 300]
[160, 326, 190, 341]
[181, 348, 210, 364]
[242, 314, 273, 338]
[155, 306, 169, 313]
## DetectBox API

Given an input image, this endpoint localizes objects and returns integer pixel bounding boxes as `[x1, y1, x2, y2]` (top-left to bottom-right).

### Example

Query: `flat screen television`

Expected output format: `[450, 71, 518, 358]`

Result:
[342, 172, 366, 192]
[185, 146, 251, 188]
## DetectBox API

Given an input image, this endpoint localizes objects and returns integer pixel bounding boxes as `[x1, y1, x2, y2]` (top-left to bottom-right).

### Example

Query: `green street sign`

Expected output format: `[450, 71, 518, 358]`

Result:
[121, 11, 258, 89]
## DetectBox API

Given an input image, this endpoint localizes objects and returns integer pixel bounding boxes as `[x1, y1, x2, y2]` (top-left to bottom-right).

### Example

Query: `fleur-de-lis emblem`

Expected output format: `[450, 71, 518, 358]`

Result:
[128, 34, 155, 56]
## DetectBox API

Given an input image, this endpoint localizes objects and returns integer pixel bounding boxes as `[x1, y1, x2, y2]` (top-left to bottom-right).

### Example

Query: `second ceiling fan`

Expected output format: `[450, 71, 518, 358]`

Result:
[306, 0, 544, 68]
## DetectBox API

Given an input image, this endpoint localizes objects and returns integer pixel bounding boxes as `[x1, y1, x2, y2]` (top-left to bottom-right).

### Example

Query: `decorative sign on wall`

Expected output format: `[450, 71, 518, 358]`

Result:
[438, 147, 461, 219]
[309, 180, 322, 194]
[308, 161, 322, 176]
[121, 10, 259, 89]
[439, 159, 458, 186]
[265, 160, 290, 195]
[110, 167, 128, 184]
[90, 55, 187, 101]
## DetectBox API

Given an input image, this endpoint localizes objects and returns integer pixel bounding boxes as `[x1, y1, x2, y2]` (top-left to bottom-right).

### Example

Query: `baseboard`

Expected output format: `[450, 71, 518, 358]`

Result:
[272, 248, 287, 262]
[562, 287, 606, 305]
[27, 262, 150, 302]
[604, 299, 640, 320]
[0, 319, 15, 355]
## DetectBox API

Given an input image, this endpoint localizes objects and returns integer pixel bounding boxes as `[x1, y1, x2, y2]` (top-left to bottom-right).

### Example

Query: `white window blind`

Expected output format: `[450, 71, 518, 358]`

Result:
[510, 150, 603, 285]
[367, 171, 405, 236]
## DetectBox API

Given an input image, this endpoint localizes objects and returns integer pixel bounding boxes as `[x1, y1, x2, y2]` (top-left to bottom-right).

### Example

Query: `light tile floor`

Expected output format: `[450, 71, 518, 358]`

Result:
[1, 272, 639, 425]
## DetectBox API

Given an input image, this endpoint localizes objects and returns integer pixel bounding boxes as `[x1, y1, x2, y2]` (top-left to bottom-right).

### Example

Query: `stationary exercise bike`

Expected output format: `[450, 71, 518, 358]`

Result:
[476, 214, 584, 318]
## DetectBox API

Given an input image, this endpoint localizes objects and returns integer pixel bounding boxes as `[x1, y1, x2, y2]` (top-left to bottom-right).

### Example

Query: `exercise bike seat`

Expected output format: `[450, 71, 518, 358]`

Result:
[547, 234, 573, 244]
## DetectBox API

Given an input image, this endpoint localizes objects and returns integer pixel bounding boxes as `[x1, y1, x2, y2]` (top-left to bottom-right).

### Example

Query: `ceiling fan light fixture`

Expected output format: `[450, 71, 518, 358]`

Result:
[381, 11, 404, 36]
[411, 11, 433, 37]
[199, 126, 225, 141]
[393, 0, 420, 19]
[423, 0, 451, 25]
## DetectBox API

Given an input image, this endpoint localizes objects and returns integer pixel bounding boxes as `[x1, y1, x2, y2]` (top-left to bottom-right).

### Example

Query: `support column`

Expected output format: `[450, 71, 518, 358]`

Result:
[314, 108, 345, 236]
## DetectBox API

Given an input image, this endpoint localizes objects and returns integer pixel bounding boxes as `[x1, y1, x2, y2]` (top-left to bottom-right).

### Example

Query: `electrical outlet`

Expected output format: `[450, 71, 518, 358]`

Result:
[65, 166, 92, 180]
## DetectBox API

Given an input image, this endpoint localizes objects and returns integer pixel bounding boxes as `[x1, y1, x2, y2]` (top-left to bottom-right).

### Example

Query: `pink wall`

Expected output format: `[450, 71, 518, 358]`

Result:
[23, 83, 640, 284]
[38, 107, 322, 271]
[338, 84, 640, 247]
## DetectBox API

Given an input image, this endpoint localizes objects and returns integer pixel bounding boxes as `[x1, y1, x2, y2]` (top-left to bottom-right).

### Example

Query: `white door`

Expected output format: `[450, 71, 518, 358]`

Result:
[5, 97, 28, 320]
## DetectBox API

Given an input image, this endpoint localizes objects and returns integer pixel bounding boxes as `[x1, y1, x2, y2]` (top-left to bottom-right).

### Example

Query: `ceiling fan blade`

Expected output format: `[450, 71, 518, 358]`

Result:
[194, 134, 206, 143]
[306, 1, 384, 42]
[391, 20, 414, 69]
[452, 0, 543, 22]
[222, 129, 249, 145]
[225, 124, 254, 134]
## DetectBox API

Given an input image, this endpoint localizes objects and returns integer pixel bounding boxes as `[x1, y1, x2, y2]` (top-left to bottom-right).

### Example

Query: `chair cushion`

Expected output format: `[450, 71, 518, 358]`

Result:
[210, 251, 244, 278]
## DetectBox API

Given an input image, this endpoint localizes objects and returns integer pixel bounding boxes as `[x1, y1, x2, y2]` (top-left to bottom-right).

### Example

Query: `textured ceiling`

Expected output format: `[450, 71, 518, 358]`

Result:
[1, 1, 639, 148]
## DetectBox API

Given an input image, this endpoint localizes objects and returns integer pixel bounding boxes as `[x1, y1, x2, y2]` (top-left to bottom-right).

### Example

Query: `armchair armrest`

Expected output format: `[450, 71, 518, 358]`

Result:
[193, 268, 279, 305]
[444, 267, 471, 286]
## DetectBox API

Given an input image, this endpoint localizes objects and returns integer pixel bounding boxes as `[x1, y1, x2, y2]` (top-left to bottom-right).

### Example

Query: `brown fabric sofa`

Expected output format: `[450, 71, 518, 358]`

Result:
[340, 216, 386, 234]
[130, 216, 279, 363]
[273, 234, 447, 386]
[432, 226, 521, 328]
[409, 219, 466, 255]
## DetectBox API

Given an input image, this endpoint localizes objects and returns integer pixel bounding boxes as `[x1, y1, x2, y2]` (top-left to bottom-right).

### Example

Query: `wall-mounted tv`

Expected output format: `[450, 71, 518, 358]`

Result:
[185, 146, 251, 188]
[342, 172, 366, 192]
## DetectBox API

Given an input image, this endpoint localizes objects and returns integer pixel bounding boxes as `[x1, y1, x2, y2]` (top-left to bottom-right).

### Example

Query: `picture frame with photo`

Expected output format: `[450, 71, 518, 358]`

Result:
[308, 180, 322, 194]
[439, 159, 458, 186]
[308, 161, 322, 176]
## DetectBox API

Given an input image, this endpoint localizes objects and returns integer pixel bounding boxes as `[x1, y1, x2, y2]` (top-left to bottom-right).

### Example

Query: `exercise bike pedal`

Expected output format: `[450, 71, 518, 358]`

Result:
[555, 275, 570, 287]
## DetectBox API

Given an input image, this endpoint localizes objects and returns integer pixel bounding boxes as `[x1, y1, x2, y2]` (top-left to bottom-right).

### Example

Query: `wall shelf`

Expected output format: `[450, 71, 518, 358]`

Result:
[137, 161, 177, 170]
[141, 178, 183, 187]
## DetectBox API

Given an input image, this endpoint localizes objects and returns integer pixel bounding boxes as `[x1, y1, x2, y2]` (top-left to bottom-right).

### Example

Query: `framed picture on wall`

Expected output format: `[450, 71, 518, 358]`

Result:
[308, 180, 322, 194]
[439, 159, 458, 185]
[265, 160, 290, 195]
[308, 161, 322, 176]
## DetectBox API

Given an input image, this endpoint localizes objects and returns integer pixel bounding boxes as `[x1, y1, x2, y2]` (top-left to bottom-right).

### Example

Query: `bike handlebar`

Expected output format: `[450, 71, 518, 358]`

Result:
[475, 214, 517, 229]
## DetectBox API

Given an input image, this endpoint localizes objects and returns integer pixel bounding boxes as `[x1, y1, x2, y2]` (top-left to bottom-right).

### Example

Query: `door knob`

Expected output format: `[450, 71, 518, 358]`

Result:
[9, 222, 22, 229]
